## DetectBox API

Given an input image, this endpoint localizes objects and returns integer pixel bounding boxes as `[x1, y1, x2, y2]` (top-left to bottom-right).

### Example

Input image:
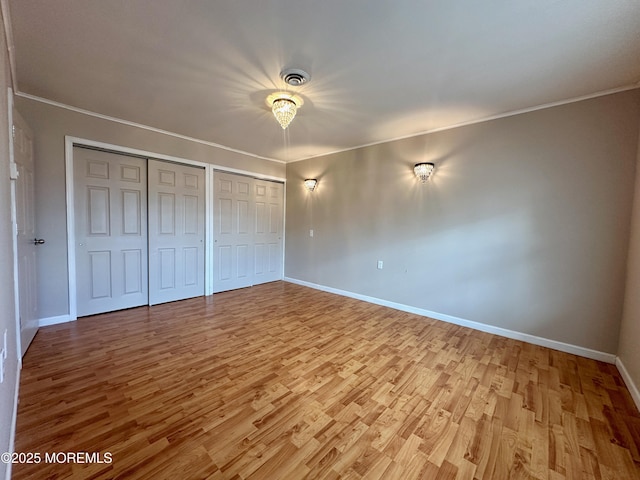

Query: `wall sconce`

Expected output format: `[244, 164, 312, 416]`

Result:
[304, 179, 318, 191]
[414, 162, 435, 183]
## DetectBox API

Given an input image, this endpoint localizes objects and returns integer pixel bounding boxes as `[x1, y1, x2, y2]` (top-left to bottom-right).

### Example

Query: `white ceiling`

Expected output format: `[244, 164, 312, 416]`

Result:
[8, 0, 640, 162]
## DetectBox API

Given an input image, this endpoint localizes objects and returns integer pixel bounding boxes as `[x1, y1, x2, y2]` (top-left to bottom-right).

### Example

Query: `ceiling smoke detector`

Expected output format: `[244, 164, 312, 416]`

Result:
[280, 68, 311, 86]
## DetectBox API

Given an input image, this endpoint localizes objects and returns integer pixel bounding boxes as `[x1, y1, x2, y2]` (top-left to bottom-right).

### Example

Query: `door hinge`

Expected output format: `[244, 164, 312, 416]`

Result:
[9, 162, 19, 180]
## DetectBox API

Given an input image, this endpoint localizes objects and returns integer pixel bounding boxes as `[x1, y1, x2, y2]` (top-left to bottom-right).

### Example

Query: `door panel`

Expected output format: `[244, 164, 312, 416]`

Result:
[148, 159, 205, 305]
[123, 249, 143, 294]
[212, 172, 283, 292]
[14, 110, 38, 355]
[75, 148, 148, 316]
[213, 172, 255, 292]
[253, 179, 283, 285]
[122, 190, 142, 234]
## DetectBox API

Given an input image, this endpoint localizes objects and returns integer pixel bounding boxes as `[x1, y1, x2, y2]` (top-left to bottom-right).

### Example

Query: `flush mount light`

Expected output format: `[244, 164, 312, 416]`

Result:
[414, 162, 435, 182]
[304, 179, 317, 191]
[266, 92, 304, 129]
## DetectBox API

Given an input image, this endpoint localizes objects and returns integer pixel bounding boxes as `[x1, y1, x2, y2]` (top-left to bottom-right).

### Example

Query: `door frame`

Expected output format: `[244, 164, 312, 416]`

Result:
[8, 88, 22, 364]
[64, 136, 286, 320]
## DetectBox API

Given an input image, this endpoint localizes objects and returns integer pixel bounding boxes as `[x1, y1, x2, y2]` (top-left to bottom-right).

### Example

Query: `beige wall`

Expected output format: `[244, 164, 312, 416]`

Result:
[15, 96, 285, 320]
[286, 90, 640, 354]
[619, 122, 640, 393]
[0, 11, 18, 480]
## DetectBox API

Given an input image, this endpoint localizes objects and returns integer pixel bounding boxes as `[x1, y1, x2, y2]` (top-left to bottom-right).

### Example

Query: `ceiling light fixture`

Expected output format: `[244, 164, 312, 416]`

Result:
[266, 92, 304, 130]
[414, 162, 435, 182]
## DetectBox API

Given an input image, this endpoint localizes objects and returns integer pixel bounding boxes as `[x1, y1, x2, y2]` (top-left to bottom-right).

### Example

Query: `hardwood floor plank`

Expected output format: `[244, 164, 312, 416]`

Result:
[12, 281, 640, 479]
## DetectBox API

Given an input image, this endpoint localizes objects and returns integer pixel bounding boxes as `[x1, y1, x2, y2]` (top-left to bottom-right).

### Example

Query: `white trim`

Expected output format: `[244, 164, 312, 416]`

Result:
[7, 88, 22, 364]
[615, 357, 640, 412]
[204, 165, 214, 296]
[281, 184, 287, 281]
[211, 165, 285, 183]
[0, 0, 17, 90]
[67, 136, 212, 170]
[64, 137, 77, 320]
[38, 314, 73, 327]
[6, 87, 20, 480]
[284, 277, 617, 364]
[5, 364, 20, 480]
[288, 84, 640, 163]
[16, 92, 284, 164]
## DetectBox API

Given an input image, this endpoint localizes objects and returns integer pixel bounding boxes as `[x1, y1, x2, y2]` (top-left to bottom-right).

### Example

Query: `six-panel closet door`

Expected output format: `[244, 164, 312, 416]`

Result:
[253, 179, 283, 285]
[213, 171, 255, 292]
[74, 148, 149, 317]
[148, 159, 205, 305]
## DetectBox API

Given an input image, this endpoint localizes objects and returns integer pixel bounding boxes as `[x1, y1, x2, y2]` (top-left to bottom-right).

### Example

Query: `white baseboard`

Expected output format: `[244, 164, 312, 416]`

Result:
[284, 277, 617, 364]
[5, 362, 20, 480]
[38, 314, 73, 327]
[615, 357, 640, 412]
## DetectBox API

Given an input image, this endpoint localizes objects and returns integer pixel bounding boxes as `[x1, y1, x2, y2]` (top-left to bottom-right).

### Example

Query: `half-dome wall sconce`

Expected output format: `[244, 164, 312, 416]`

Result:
[414, 162, 435, 183]
[304, 179, 318, 191]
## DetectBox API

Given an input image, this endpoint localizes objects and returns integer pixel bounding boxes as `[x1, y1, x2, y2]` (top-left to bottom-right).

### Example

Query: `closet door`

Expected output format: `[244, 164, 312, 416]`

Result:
[74, 148, 148, 317]
[253, 179, 283, 285]
[213, 171, 254, 292]
[148, 159, 205, 305]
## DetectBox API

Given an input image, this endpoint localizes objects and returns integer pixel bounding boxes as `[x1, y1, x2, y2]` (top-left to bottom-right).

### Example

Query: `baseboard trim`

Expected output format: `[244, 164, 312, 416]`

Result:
[284, 277, 617, 364]
[38, 314, 73, 327]
[615, 357, 640, 412]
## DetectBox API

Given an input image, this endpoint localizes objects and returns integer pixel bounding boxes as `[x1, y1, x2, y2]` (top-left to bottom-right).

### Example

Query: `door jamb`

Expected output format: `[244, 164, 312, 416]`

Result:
[8, 88, 22, 364]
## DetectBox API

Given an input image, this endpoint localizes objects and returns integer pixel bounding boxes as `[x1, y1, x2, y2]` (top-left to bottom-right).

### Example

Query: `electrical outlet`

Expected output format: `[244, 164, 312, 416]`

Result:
[309, 229, 314, 237]
[377, 260, 383, 270]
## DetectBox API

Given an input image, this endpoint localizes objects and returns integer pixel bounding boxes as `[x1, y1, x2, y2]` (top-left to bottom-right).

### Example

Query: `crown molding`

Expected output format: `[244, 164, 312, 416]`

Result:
[289, 83, 640, 163]
[14, 91, 285, 164]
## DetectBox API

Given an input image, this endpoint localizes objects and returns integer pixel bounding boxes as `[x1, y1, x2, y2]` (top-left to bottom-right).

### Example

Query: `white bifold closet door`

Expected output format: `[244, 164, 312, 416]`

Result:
[74, 148, 148, 317]
[148, 159, 205, 305]
[213, 171, 283, 293]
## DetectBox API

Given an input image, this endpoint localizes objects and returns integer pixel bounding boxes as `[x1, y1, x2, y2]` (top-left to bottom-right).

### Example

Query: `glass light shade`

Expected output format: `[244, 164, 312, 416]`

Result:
[414, 162, 435, 182]
[304, 179, 317, 191]
[272, 98, 297, 129]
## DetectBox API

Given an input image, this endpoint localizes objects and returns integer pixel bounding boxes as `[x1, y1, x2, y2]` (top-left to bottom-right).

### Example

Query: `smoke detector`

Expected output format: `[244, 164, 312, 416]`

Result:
[280, 68, 311, 86]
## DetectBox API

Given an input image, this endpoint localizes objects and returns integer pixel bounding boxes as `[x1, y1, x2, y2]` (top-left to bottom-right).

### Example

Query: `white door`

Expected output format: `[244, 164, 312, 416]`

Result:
[74, 148, 148, 317]
[213, 171, 254, 292]
[253, 179, 283, 285]
[148, 159, 205, 305]
[13, 110, 38, 355]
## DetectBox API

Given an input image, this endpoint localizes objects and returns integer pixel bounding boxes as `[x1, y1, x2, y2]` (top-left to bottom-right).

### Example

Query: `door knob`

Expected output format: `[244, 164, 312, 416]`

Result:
[33, 238, 45, 245]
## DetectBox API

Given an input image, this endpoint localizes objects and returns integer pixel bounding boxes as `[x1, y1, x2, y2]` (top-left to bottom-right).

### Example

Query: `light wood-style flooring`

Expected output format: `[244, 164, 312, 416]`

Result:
[13, 281, 640, 479]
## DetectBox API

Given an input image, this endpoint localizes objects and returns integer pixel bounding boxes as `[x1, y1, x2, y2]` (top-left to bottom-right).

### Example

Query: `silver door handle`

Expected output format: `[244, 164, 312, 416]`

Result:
[34, 238, 45, 245]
